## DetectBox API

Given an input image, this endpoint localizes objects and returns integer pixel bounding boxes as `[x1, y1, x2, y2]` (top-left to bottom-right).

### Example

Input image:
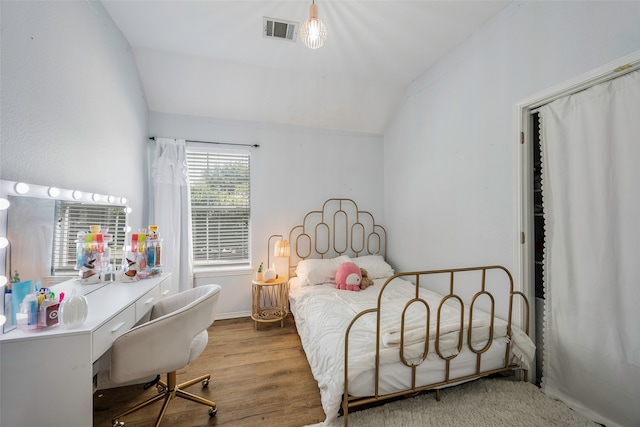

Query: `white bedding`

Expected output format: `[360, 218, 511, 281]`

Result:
[289, 276, 535, 423]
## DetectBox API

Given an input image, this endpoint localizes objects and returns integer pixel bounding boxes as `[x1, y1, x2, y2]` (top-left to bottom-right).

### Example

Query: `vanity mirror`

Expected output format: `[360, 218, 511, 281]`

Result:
[0, 180, 130, 332]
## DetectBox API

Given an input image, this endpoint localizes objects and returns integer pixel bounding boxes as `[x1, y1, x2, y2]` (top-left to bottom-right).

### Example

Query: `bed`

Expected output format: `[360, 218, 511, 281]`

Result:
[286, 199, 535, 426]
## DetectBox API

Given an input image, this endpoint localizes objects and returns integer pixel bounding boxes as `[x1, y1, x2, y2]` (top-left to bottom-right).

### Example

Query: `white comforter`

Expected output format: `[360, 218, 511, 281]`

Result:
[289, 276, 535, 423]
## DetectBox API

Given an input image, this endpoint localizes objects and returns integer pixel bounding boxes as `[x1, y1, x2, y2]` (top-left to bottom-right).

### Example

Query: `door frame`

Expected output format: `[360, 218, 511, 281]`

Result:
[512, 50, 640, 382]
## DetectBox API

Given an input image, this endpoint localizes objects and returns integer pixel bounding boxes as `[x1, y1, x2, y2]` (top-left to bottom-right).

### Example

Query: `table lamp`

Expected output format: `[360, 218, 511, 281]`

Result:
[267, 234, 290, 280]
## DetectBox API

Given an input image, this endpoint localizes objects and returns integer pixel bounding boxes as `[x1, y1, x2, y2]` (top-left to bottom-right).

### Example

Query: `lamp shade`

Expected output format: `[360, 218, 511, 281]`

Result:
[300, 2, 327, 49]
[274, 239, 290, 257]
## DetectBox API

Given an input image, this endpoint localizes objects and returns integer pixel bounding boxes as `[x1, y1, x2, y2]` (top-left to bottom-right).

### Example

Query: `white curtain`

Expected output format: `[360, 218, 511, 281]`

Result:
[148, 138, 193, 293]
[538, 69, 640, 427]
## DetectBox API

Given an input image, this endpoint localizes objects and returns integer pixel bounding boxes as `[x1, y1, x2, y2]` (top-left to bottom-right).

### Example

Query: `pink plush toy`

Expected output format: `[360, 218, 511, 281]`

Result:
[336, 262, 362, 292]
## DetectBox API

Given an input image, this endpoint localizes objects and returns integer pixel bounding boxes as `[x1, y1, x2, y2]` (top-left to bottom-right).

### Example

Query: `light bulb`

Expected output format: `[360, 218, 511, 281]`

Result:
[15, 182, 29, 194]
[48, 187, 60, 197]
[300, 2, 327, 49]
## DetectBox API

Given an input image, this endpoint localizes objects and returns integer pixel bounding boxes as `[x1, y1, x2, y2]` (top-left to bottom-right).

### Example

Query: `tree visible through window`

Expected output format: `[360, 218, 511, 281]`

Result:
[186, 149, 250, 266]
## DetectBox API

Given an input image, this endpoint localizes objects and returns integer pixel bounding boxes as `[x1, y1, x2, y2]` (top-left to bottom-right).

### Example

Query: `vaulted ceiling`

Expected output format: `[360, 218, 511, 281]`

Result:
[102, 1, 511, 134]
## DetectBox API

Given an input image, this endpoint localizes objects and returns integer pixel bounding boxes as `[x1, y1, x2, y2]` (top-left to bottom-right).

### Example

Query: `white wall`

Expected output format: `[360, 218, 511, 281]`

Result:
[384, 1, 640, 275]
[150, 112, 384, 317]
[6, 1, 637, 320]
[0, 0, 149, 228]
[0, 0, 384, 319]
[0, 0, 149, 421]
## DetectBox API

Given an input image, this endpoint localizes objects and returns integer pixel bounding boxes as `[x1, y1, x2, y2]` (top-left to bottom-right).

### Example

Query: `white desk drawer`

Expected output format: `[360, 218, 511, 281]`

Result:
[136, 286, 160, 321]
[159, 278, 173, 299]
[92, 306, 135, 361]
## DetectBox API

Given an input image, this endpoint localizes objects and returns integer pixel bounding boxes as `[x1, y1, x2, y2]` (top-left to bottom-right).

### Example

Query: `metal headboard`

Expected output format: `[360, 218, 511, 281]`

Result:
[288, 198, 387, 277]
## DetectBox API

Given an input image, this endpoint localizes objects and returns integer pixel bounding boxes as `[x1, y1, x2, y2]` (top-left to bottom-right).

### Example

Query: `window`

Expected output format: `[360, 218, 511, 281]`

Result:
[52, 201, 127, 275]
[186, 148, 251, 266]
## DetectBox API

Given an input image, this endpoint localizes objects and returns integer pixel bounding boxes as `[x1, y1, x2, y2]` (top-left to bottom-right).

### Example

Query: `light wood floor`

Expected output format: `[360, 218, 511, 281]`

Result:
[93, 316, 326, 427]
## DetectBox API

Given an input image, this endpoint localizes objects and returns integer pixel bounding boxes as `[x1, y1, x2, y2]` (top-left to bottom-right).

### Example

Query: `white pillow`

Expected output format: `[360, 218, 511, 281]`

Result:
[350, 255, 394, 279]
[295, 255, 350, 286]
[288, 276, 305, 290]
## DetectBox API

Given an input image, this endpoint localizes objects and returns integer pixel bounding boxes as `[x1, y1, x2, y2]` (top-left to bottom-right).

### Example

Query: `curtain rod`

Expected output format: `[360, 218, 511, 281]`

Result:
[529, 60, 640, 115]
[149, 136, 259, 148]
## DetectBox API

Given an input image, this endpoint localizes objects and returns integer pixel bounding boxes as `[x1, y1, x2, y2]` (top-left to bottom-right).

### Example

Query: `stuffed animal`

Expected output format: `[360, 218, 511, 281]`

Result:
[336, 262, 361, 292]
[359, 268, 374, 290]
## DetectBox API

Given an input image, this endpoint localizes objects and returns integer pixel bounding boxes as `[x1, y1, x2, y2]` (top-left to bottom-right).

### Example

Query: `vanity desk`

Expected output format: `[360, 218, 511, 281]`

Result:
[0, 273, 172, 427]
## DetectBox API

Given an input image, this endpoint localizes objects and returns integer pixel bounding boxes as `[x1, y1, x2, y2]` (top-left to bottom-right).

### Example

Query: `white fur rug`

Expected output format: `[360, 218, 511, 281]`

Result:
[304, 378, 598, 427]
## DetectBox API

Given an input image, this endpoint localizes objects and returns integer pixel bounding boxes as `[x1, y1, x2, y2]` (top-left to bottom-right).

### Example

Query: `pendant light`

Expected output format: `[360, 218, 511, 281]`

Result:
[300, 0, 327, 49]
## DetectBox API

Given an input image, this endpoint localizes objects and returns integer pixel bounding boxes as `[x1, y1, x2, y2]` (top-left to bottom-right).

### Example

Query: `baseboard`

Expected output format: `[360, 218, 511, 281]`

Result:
[216, 310, 251, 320]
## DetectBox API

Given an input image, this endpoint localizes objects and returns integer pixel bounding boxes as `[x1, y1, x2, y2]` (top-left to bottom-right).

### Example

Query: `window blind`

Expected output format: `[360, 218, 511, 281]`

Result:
[187, 150, 250, 266]
[52, 201, 127, 274]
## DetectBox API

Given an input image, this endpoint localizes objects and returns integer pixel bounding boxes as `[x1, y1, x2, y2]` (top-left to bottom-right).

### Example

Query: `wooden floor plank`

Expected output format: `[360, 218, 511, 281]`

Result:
[93, 316, 325, 427]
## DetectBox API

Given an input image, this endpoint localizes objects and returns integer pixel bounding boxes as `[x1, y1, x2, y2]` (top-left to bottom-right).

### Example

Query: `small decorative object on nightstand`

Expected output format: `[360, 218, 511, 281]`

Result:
[256, 262, 264, 282]
[251, 276, 289, 329]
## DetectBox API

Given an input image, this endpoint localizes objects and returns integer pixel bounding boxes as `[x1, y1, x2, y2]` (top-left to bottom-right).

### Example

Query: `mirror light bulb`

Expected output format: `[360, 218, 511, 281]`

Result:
[15, 182, 29, 194]
[0, 276, 7, 287]
[0, 198, 9, 210]
[0, 237, 8, 249]
[73, 190, 83, 200]
[92, 193, 101, 202]
[48, 187, 60, 197]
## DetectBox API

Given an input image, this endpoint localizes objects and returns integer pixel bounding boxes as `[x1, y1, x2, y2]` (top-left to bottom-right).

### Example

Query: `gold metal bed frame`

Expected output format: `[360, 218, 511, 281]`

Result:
[287, 199, 530, 426]
[287, 198, 387, 264]
[343, 266, 529, 426]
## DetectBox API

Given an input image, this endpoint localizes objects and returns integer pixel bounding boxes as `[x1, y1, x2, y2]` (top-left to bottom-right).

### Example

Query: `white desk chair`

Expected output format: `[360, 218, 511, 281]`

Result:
[107, 284, 221, 426]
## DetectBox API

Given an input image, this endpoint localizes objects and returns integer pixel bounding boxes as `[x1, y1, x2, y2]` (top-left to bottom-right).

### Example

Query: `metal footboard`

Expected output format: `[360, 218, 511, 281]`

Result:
[342, 265, 530, 426]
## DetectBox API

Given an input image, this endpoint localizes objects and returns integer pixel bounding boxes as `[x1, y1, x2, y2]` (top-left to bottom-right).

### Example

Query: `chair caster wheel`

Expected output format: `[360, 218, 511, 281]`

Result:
[202, 378, 210, 388]
[209, 407, 217, 417]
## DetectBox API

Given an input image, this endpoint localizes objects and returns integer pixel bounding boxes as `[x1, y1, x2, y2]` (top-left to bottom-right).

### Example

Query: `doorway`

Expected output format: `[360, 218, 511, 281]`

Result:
[513, 50, 640, 385]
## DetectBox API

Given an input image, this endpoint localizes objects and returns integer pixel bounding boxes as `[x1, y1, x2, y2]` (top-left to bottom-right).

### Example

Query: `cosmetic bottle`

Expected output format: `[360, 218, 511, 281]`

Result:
[149, 225, 159, 241]
[23, 294, 38, 326]
[138, 233, 146, 253]
[96, 233, 104, 253]
[147, 241, 156, 266]
[85, 233, 93, 254]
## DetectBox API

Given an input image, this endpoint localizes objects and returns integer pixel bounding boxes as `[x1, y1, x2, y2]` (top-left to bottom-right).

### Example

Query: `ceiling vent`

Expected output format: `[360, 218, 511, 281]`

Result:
[263, 17, 298, 42]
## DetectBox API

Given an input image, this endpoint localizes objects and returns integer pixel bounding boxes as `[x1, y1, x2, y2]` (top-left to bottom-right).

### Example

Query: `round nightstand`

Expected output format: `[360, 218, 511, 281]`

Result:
[251, 276, 289, 329]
